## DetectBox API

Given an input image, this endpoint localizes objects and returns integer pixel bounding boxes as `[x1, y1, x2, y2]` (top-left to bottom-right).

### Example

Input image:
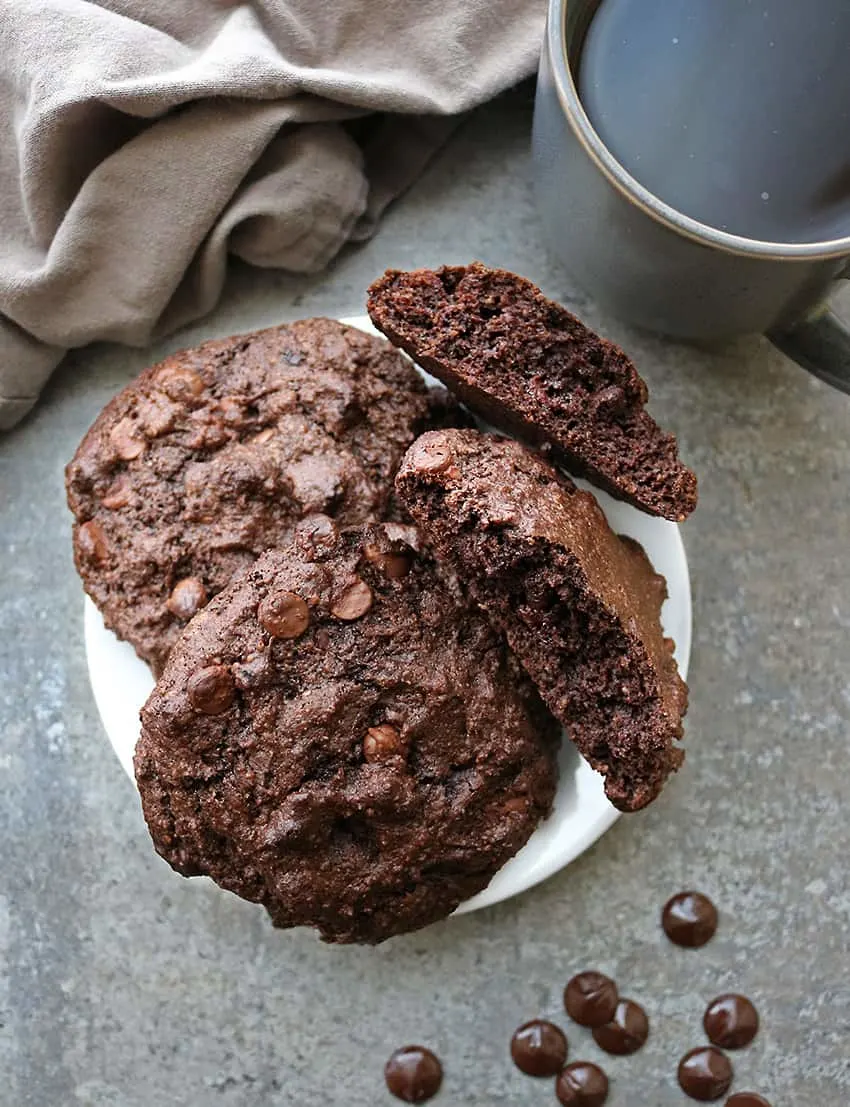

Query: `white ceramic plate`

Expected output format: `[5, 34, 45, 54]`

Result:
[85, 316, 692, 916]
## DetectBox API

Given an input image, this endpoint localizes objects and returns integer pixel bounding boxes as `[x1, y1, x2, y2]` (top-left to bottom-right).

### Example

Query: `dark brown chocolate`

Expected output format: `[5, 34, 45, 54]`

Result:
[510, 1020, 568, 1076]
[725, 1095, 772, 1107]
[555, 1062, 610, 1107]
[368, 261, 697, 520]
[385, 1046, 443, 1103]
[662, 891, 719, 948]
[677, 1047, 733, 1101]
[564, 972, 619, 1028]
[704, 994, 760, 1049]
[591, 999, 649, 1055]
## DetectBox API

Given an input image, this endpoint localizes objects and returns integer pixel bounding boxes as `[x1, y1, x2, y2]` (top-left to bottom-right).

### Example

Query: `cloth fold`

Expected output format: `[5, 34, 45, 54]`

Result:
[0, 0, 545, 429]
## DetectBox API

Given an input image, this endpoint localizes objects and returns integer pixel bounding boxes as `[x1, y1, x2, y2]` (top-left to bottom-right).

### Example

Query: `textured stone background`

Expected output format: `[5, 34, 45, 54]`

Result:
[2, 87, 849, 1106]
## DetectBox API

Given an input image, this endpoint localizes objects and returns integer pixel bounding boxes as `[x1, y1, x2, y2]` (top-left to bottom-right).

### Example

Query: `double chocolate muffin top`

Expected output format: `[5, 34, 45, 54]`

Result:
[134, 519, 560, 944]
[66, 318, 452, 673]
[368, 262, 697, 522]
[396, 429, 688, 811]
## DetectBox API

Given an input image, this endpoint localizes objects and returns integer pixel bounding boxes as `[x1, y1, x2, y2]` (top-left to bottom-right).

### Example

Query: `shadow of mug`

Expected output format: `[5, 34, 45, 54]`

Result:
[532, 0, 850, 393]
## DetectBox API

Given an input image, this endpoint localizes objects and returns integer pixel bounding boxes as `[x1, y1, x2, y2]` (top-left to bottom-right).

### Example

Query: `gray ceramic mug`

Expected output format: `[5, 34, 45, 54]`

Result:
[532, 0, 850, 392]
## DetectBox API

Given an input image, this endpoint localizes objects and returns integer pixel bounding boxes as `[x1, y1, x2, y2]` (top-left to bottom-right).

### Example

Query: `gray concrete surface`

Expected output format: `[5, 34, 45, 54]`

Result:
[2, 87, 849, 1106]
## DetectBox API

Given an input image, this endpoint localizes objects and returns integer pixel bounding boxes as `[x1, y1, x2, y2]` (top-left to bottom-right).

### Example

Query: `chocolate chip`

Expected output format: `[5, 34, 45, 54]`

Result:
[592, 999, 649, 1056]
[408, 437, 454, 474]
[101, 475, 131, 510]
[331, 578, 373, 621]
[510, 1019, 567, 1077]
[502, 796, 528, 814]
[726, 1095, 772, 1107]
[363, 724, 406, 762]
[564, 972, 619, 1028]
[677, 1047, 733, 1101]
[187, 665, 235, 714]
[166, 577, 208, 621]
[155, 365, 205, 402]
[555, 1061, 610, 1107]
[364, 542, 412, 580]
[703, 995, 759, 1050]
[258, 591, 310, 639]
[77, 520, 108, 564]
[295, 514, 338, 557]
[662, 891, 718, 948]
[109, 417, 146, 460]
[252, 427, 275, 445]
[384, 1046, 442, 1103]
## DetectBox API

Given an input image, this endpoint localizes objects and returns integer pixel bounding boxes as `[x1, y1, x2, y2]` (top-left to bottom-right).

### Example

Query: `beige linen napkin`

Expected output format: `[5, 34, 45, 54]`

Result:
[0, 0, 545, 429]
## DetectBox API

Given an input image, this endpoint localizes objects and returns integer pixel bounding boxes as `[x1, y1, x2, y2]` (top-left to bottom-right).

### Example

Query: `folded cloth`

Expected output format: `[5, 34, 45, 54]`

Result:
[0, 0, 545, 429]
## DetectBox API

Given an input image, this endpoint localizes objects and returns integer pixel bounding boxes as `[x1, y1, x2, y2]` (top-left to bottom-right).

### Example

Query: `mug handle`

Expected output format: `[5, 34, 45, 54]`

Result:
[767, 268, 850, 393]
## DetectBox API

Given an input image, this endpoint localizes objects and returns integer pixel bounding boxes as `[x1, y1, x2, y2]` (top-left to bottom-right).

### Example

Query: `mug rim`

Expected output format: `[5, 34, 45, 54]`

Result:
[549, 0, 850, 262]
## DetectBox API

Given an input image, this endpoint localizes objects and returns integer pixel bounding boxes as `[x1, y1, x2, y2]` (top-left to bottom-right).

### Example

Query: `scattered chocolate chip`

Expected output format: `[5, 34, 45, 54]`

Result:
[155, 365, 205, 401]
[555, 1061, 609, 1107]
[331, 577, 373, 620]
[564, 972, 619, 1028]
[295, 514, 338, 557]
[363, 724, 406, 762]
[187, 665, 236, 715]
[662, 891, 718, 948]
[408, 437, 454, 474]
[703, 994, 759, 1049]
[166, 577, 208, 620]
[77, 520, 108, 563]
[364, 542, 412, 580]
[101, 475, 131, 510]
[259, 591, 310, 639]
[109, 417, 146, 460]
[251, 427, 275, 445]
[502, 796, 528, 814]
[592, 999, 649, 1056]
[509, 1019, 567, 1077]
[726, 1095, 772, 1107]
[677, 1047, 733, 1101]
[384, 1046, 443, 1103]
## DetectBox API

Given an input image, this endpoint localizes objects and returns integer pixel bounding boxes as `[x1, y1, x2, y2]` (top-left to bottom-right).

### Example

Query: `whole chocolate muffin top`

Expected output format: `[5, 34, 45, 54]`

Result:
[134, 519, 560, 944]
[395, 429, 688, 811]
[368, 262, 697, 522]
[66, 318, 452, 674]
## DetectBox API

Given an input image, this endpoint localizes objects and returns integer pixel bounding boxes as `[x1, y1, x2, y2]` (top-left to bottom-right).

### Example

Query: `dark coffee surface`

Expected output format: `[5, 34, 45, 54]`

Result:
[579, 0, 850, 243]
[385, 1046, 443, 1103]
[564, 971, 618, 1028]
[704, 994, 760, 1049]
[662, 891, 718, 947]
[591, 999, 649, 1055]
[556, 1061, 610, 1107]
[677, 1046, 734, 1101]
[510, 1019, 568, 1076]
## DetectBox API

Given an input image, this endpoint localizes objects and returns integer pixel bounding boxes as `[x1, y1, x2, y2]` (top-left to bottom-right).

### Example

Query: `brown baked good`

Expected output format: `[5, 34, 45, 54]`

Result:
[395, 429, 688, 811]
[368, 262, 697, 521]
[66, 318, 455, 674]
[134, 519, 560, 943]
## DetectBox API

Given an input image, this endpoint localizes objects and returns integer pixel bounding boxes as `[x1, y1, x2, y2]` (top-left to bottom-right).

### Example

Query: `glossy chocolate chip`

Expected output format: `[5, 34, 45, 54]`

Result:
[555, 1061, 609, 1107]
[662, 891, 718, 948]
[509, 1019, 567, 1077]
[331, 577, 373, 620]
[259, 591, 310, 639]
[592, 999, 649, 1056]
[166, 577, 208, 620]
[408, 437, 454, 473]
[677, 1047, 733, 1101]
[704, 994, 759, 1049]
[564, 971, 618, 1028]
[109, 417, 146, 460]
[384, 1046, 443, 1103]
[725, 1095, 772, 1107]
[363, 724, 406, 763]
[187, 665, 235, 715]
[77, 520, 108, 564]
